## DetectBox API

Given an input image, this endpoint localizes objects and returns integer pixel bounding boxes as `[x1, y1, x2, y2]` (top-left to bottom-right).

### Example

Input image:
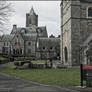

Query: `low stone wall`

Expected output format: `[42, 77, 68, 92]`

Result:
[14, 61, 46, 69]
[30, 63, 45, 69]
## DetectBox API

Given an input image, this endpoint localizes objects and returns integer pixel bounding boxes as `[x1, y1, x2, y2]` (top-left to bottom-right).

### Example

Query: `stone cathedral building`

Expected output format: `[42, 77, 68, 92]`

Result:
[61, 0, 92, 67]
[0, 7, 60, 60]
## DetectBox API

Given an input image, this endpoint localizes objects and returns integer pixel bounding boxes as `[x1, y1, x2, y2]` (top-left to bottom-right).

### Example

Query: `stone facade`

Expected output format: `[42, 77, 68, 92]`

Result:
[80, 33, 92, 65]
[36, 37, 60, 60]
[61, 0, 92, 67]
[0, 7, 60, 60]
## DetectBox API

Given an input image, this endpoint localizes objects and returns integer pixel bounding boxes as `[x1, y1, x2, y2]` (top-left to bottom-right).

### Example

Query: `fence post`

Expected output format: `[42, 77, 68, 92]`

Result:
[80, 64, 83, 87]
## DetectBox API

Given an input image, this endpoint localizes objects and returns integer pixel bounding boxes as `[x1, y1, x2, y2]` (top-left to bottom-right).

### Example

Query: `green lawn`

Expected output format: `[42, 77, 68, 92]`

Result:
[0, 65, 81, 86]
[31, 60, 47, 64]
[0, 56, 8, 64]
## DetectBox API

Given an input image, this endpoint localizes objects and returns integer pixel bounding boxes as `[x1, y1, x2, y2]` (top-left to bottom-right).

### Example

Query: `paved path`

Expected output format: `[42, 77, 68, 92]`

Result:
[0, 73, 92, 92]
[0, 72, 68, 92]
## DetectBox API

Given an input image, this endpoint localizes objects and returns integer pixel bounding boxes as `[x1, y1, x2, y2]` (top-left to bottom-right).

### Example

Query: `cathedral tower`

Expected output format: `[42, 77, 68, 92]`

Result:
[61, 0, 92, 67]
[26, 7, 38, 27]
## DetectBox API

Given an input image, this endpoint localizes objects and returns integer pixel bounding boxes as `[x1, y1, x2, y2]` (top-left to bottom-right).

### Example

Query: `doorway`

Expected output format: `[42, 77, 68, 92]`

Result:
[64, 47, 68, 63]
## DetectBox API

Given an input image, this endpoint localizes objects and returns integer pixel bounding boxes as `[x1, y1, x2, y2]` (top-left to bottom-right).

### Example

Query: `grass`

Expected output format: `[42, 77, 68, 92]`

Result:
[15, 57, 47, 64]
[0, 56, 8, 61]
[0, 56, 8, 64]
[0, 65, 81, 86]
[31, 60, 47, 64]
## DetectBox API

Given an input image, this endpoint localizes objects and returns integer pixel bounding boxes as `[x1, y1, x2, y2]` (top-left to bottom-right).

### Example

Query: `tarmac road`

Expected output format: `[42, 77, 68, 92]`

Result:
[0, 73, 92, 92]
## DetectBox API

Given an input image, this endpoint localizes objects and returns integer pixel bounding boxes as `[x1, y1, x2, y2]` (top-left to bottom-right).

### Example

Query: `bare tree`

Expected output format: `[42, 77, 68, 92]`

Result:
[0, 1, 13, 33]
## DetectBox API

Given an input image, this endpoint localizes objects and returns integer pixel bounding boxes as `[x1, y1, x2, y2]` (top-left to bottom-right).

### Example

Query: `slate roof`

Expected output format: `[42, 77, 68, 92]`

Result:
[9, 25, 48, 43]
[37, 38, 60, 50]
[22, 33, 37, 41]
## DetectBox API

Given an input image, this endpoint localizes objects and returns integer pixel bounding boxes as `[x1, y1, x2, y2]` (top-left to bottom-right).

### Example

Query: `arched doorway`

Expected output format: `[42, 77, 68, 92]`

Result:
[64, 47, 68, 63]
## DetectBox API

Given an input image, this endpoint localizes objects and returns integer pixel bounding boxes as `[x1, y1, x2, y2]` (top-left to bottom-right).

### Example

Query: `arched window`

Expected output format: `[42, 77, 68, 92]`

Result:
[64, 47, 68, 63]
[50, 47, 53, 50]
[43, 47, 45, 50]
[17, 35, 18, 38]
[28, 42, 31, 46]
[20, 49, 22, 54]
[13, 49, 15, 54]
[88, 7, 92, 18]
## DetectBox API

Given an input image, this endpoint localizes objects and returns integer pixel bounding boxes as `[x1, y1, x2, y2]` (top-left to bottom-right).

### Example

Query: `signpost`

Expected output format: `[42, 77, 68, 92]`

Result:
[80, 64, 92, 87]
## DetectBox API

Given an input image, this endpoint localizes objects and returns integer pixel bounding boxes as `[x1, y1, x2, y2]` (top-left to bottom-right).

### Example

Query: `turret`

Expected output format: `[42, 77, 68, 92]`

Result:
[26, 7, 38, 27]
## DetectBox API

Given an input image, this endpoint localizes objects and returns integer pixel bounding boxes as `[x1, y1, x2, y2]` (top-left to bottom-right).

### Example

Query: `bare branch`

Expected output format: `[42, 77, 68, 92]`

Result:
[0, 1, 13, 34]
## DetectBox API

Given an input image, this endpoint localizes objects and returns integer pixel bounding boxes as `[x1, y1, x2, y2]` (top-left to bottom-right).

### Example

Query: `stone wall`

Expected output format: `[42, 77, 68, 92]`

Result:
[61, 1, 92, 67]
[11, 33, 24, 55]
[25, 41, 36, 57]
[61, 1, 72, 66]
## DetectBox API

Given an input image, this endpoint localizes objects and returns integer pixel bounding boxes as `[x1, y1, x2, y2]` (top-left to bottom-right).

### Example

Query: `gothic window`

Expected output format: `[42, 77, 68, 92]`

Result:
[88, 7, 92, 18]
[15, 42, 17, 45]
[50, 47, 53, 50]
[4, 42, 5, 46]
[64, 47, 68, 63]
[28, 42, 31, 46]
[13, 49, 15, 54]
[20, 49, 22, 54]
[17, 35, 18, 38]
[43, 47, 45, 50]
[16, 49, 19, 55]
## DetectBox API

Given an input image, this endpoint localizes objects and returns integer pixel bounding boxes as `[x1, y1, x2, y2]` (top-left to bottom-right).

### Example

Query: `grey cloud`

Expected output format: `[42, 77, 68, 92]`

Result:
[7, 1, 60, 37]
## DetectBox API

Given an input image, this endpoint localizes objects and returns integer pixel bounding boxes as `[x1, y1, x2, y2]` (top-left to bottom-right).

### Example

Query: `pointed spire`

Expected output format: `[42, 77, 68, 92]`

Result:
[30, 6, 36, 15]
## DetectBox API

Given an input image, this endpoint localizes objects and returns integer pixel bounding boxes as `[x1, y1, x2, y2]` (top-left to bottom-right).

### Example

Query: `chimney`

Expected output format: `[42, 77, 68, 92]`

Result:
[11, 24, 17, 34]
[13, 24, 17, 29]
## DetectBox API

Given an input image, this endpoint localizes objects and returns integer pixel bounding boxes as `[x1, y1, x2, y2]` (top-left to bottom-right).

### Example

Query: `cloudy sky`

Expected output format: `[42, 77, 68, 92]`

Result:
[5, 1, 61, 37]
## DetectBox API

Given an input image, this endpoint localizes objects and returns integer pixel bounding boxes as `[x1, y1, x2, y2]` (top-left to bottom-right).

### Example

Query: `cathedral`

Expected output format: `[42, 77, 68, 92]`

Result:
[0, 7, 60, 60]
[61, 0, 92, 67]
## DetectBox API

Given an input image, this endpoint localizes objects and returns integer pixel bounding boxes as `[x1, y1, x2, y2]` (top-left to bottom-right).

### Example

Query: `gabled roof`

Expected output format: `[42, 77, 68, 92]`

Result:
[1, 34, 14, 42]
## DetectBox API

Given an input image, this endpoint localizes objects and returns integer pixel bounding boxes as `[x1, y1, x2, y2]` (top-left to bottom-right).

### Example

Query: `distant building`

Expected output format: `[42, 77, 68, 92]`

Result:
[0, 7, 60, 60]
[36, 37, 60, 60]
[60, 0, 92, 67]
